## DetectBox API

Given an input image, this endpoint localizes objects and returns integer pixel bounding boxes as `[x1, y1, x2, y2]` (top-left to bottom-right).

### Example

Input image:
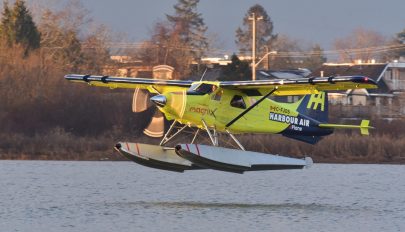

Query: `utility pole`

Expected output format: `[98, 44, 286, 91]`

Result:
[249, 13, 263, 81]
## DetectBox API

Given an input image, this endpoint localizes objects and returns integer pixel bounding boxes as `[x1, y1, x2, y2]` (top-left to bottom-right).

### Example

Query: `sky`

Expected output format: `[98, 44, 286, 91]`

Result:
[30, 0, 405, 55]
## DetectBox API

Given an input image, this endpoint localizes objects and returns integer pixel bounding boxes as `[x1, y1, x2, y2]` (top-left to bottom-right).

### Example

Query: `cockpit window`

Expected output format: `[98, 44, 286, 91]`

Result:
[187, 83, 216, 95]
[230, 95, 246, 109]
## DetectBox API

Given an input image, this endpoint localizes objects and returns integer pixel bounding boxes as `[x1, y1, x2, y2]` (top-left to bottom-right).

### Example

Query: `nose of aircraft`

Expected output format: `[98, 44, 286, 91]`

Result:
[150, 95, 167, 107]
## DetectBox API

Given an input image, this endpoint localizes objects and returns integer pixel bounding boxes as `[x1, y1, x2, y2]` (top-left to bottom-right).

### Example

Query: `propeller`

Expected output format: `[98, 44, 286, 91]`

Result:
[132, 88, 165, 138]
[132, 88, 151, 112]
[132, 65, 178, 138]
[143, 110, 165, 137]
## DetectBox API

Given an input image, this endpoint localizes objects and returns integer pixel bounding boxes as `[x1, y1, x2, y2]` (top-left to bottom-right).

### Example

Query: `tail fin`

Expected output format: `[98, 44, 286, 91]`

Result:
[296, 91, 328, 123]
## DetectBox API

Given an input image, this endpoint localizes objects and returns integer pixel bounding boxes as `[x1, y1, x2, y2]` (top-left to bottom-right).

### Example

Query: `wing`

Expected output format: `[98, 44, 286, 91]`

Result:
[65, 74, 193, 94]
[219, 76, 378, 96]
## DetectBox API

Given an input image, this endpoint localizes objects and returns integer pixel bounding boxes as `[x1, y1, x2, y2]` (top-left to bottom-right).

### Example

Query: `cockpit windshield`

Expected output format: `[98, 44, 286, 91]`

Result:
[187, 83, 216, 95]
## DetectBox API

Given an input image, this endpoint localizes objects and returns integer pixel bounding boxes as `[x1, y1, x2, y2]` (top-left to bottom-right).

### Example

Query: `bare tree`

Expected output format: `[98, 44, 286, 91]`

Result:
[270, 34, 303, 70]
[333, 28, 387, 62]
[136, 0, 209, 78]
[38, 0, 111, 73]
[303, 44, 327, 71]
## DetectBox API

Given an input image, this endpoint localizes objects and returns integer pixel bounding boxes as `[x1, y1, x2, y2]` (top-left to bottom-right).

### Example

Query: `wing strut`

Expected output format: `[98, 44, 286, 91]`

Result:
[159, 121, 188, 146]
[225, 129, 245, 151]
[202, 119, 218, 146]
[226, 87, 278, 128]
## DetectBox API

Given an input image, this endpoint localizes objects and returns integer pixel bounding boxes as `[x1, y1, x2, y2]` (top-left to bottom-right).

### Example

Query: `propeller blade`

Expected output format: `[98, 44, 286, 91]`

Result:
[143, 110, 165, 137]
[132, 88, 151, 112]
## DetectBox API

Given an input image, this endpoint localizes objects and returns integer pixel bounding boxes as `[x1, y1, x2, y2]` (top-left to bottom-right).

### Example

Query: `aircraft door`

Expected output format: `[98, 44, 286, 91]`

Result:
[209, 88, 223, 125]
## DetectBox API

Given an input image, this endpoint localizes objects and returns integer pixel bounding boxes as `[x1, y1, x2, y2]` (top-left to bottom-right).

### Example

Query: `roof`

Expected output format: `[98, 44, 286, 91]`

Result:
[257, 69, 311, 79]
[369, 79, 390, 94]
[313, 64, 387, 81]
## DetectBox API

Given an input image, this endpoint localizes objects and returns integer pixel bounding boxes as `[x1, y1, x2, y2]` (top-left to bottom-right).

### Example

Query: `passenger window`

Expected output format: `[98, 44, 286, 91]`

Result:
[230, 95, 246, 109]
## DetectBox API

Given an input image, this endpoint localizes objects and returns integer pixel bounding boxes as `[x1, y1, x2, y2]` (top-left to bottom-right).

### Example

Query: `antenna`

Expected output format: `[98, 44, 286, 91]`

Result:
[200, 68, 208, 81]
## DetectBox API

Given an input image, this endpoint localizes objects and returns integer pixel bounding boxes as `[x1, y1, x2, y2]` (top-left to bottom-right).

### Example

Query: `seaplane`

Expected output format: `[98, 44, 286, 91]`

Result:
[65, 73, 377, 173]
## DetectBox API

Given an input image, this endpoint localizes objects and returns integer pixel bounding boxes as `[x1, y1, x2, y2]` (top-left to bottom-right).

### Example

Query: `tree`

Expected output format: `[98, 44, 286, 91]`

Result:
[235, 4, 277, 57]
[394, 28, 405, 59]
[218, 54, 251, 81]
[39, 9, 83, 71]
[135, 21, 191, 78]
[303, 44, 327, 71]
[81, 25, 111, 73]
[270, 35, 303, 70]
[137, 0, 208, 78]
[0, 0, 40, 56]
[333, 28, 386, 62]
[166, 0, 208, 59]
[0, 1, 13, 45]
[38, 1, 110, 73]
[397, 29, 405, 44]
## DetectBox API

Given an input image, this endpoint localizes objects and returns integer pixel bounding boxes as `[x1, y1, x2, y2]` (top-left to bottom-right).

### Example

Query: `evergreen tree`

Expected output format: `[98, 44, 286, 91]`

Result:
[166, 0, 208, 59]
[13, 0, 40, 54]
[235, 4, 277, 56]
[303, 44, 327, 71]
[395, 28, 405, 58]
[397, 29, 405, 44]
[0, 0, 40, 55]
[138, 0, 208, 78]
[219, 54, 251, 81]
[0, 1, 14, 45]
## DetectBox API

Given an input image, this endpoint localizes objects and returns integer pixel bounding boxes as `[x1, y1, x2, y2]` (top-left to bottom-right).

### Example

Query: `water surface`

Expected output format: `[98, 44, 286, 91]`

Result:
[0, 161, 404, 232]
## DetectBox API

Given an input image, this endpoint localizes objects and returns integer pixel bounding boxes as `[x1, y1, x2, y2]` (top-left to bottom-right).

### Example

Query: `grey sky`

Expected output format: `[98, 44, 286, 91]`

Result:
[33, 0, 405, 54]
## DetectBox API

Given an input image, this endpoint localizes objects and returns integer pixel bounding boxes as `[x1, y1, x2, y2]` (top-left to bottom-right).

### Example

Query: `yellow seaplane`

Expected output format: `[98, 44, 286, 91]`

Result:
[65, 74, 377, 173]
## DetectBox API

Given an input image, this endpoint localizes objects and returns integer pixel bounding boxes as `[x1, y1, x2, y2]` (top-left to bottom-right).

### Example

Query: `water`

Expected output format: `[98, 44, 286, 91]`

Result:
[0, 161, 404, 232]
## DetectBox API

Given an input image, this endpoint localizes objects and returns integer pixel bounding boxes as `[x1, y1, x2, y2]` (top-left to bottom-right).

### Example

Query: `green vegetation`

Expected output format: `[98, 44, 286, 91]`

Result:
[235, 4, 277, 56]
[0, 0, 40, 56]
[395, 28, 405, 58]
[218, 54, 251, 81]
[302, 44, 327, 71]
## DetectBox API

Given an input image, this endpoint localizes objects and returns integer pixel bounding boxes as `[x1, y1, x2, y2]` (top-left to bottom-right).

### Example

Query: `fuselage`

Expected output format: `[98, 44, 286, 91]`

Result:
[155, 82, 333, 137]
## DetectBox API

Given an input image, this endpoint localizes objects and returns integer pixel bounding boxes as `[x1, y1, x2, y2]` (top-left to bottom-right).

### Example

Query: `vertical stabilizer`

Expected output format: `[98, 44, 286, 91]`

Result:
[296, 91, 328, 123]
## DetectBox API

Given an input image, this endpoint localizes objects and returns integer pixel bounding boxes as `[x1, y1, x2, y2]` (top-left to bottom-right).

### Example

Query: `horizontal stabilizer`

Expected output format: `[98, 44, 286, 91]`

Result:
[318, 120, 374, 135]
